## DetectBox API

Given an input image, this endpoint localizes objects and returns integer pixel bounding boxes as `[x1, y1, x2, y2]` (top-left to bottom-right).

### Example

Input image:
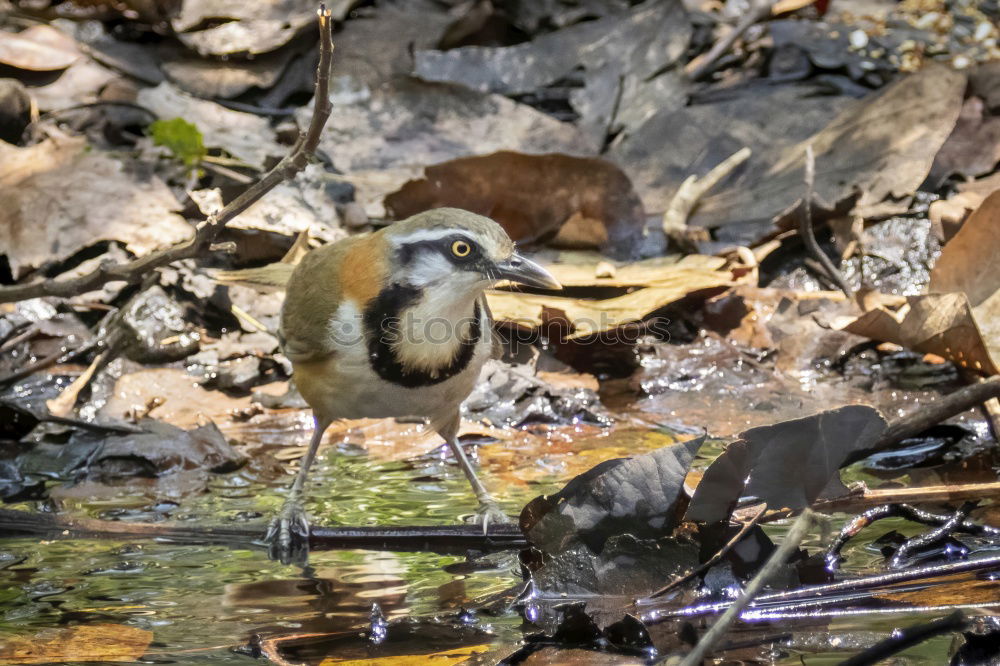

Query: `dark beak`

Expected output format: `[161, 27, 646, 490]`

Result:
[495, 252, 562, 290]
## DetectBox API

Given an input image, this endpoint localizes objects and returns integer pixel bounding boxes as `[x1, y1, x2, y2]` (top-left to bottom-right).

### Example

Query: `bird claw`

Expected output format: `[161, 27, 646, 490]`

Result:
[473, 497, 512, 534]
[266, 499, 310, 565]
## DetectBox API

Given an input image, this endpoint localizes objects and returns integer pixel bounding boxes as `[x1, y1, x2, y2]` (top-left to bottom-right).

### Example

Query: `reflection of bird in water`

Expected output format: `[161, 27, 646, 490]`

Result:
[223, 553, 410, 632]
[266, 208, 560, 563]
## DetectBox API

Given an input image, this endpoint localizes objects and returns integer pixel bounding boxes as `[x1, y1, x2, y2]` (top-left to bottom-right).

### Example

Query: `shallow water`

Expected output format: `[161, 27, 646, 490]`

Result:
[0, 404, 997, 664]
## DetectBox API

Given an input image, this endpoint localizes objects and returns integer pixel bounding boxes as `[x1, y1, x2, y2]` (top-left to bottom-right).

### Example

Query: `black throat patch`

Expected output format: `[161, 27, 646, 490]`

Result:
[362, 283, 482, 388]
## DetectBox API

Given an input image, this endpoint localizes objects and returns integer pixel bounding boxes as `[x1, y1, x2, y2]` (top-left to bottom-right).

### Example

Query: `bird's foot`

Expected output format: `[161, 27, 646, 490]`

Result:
[266, 499, 310, 565]
[472, 496, 512, 534]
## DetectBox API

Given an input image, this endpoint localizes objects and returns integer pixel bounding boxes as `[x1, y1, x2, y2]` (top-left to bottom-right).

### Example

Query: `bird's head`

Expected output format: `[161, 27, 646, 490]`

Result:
[382, 208, 561, 293]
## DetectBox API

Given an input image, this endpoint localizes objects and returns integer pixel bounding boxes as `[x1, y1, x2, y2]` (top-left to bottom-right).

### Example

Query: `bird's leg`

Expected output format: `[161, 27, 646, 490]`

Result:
[444, 436, 511, 530]
[267, 416, 329, 564]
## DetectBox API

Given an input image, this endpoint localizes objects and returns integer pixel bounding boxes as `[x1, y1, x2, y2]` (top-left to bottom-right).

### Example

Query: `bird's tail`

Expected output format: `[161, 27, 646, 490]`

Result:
[211, 263, 295, 292]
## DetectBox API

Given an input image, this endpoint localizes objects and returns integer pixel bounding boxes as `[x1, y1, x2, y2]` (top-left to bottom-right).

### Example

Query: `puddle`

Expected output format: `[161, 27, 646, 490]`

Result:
[1, 385, 997, 663]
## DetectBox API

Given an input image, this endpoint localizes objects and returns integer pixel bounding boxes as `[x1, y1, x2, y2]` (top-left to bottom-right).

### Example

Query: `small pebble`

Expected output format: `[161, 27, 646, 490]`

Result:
[849, 29, 869, 50]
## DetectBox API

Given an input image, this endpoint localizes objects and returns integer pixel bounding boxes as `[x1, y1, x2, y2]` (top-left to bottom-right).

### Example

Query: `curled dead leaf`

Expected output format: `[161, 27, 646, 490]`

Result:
[0, 25, 80, 72]
[842, 190, 1000, 375]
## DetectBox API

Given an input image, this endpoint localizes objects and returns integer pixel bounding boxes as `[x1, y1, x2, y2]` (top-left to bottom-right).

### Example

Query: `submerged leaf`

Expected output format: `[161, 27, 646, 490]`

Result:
[0, 624, 151, 664]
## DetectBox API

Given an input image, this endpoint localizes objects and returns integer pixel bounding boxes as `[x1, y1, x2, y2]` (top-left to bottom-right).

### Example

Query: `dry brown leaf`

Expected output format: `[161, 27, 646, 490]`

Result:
[171, 0, 356, 55]
[385, 152, 645, 256]
[929, 188, 1000, 373]
[842, 293, 998, 375]
[0, 25, 80, 72]
[931, 189, 1000, 308]
[536, 251, 727, 288]
[0, 135, 192, 279]
[487, 269, 736, 340]
[188, 164, 347, 243]
[99, 368, 275, 431]
[0, 624, 151, 664]
[771, 0, 818, 14]
[675, 64, 965, 238]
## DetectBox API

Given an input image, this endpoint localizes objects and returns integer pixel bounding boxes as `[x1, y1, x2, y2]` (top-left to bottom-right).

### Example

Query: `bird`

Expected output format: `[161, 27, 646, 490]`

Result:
[265, 207, 561, 563]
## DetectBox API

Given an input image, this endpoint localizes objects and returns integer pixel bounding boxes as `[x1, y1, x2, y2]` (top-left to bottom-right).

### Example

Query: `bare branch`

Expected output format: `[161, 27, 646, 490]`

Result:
[0, 5, 336, 305]
[685, 1, 774, 81]
[798, 144, 854, 299]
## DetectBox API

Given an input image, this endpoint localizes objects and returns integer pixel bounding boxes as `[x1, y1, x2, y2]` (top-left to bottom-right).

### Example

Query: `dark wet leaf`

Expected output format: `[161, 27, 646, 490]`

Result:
[87, 420, 245, 480]
[527, 535, 698, 599]
[0, 460, 46, 502]
[522, 436, 703, 554]
[613, 67, 965, 245]
[385, 151, 646, 257]
[414, 0, 691, 143]
[462, 360, 611, 428]
[685, 406, 888, 523]
[0, 400, 40, 440]
[118, 286, 200, 364]
[768, 20, 895, 87]
[610, 81, 855, 220]
[952, 622, 1000, 665]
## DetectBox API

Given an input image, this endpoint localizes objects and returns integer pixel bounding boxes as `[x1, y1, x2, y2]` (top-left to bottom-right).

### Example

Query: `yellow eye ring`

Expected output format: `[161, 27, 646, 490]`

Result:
[451, 240, 471, 257]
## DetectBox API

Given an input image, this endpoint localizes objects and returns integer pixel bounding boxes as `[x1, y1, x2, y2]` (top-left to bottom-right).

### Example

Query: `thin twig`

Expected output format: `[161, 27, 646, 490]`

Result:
[643, 551, 1000, 622]
[887, 502, 976, 569]
[648, 503, 767, 599]
[0, 342, 90, 387]
[824, 503, 1000, 570]
[764, 480, 1000, 522]
[0, 509, 526, 554]
[671, 509, 815, 666]
[685, 1, 774, 81]
[799, 145, 854, 299]
[0, 6, 336, 305]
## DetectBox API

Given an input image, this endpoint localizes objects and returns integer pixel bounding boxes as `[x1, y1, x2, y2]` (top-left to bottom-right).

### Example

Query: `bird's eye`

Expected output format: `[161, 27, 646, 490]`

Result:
[451, 240, 472, 258]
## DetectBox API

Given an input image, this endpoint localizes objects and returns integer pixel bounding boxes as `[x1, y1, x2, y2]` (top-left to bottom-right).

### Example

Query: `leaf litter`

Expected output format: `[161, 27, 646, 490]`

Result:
[1, 0, 1000, 663]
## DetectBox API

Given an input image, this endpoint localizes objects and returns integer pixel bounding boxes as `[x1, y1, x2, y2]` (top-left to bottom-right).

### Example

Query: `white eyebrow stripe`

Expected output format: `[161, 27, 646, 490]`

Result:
[390, 228, 475, 245]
